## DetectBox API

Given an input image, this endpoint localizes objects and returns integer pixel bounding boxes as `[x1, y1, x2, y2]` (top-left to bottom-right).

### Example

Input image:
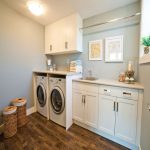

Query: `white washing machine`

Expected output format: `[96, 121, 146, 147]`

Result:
[36, 75, 48, 118]
[49, 77, 66, 127]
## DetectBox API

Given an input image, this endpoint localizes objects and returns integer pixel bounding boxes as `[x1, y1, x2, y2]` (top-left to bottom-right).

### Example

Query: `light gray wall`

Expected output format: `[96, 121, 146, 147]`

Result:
[139, 64, 150, 150]
[51, 2, 140, 80]
[0, 1, 46, 115]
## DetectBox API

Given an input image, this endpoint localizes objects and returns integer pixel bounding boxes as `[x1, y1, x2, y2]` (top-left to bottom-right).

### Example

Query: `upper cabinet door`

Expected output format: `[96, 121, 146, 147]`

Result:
[64, 14, 83, 52]
[84, 92, 99, 128]
[45, 13, 83, 55]
[115, 98, 137, 144]
[45, 23, 60, 54]
[98, 95, 116, 136]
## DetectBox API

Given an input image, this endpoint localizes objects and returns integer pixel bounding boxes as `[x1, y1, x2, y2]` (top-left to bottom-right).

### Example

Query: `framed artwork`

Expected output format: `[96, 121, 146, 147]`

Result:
[89, 40, 103, 60]
[105, 35, 123, 62]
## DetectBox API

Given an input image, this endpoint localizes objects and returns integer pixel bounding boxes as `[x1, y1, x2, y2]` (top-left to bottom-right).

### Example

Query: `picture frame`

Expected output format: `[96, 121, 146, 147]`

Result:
[105, 35, 123, 62]
[89, 40, 103, 60]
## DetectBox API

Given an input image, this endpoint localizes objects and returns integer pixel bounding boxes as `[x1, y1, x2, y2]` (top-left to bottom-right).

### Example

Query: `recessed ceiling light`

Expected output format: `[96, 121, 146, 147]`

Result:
[27, 1, 44, 16]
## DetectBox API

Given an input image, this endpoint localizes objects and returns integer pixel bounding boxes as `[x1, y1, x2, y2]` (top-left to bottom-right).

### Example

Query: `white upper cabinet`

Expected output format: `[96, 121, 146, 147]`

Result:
[45, 13, 83, 55]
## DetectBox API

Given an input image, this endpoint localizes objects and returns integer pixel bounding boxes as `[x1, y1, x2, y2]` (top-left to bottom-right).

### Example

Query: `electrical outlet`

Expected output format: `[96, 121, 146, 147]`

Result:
[147, 103, 150, 111]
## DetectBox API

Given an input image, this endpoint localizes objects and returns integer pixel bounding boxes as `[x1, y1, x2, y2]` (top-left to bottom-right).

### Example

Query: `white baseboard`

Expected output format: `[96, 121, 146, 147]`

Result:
[26, 106, 36, 116]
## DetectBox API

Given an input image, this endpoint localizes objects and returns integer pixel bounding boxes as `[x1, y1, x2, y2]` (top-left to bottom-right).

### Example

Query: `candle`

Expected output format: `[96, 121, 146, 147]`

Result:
[47, 59, 51, 66]
[128, 63, 132, 71]
[128, 61, 134, 71]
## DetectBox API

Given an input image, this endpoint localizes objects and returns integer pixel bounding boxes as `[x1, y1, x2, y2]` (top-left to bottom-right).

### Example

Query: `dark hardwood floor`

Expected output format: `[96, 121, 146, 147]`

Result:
[0, 113, 129, 150]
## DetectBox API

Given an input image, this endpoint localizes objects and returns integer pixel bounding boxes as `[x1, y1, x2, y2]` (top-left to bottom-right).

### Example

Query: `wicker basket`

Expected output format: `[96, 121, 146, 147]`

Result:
[3, 106, 17, 138]
[12, 98, 27, 128]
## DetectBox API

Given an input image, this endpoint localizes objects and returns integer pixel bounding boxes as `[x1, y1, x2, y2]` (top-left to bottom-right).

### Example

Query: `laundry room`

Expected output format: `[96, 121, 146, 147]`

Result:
[0, 0, 150, 150]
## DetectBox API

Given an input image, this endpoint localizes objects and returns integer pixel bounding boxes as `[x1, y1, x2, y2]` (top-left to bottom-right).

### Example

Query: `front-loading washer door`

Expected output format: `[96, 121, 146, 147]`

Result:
[36, 83, 46, 107]
[50, 86, 65, 114]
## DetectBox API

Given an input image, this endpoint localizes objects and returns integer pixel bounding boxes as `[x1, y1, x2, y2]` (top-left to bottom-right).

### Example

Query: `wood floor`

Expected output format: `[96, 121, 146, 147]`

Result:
[0, 113, 129, 150]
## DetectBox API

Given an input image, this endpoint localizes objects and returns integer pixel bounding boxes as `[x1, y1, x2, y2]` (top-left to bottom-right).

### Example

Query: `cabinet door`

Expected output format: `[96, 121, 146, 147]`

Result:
[45, 23, 60, 54]
[84, 93, 98, 128]
[98, 95, 116, 136]
[115, 98, 137, 144]
[72, 90, 84, 123]
[64, 14, 77, 51]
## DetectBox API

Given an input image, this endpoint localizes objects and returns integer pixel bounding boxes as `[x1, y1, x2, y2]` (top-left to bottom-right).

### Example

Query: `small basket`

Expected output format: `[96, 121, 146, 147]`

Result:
[12, 98, 27, 127]
[3, 106, 17, 138]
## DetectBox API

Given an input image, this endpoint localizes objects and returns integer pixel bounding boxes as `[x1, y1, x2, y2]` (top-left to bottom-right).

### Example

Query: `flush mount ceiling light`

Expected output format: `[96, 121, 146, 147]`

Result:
[27, 1, 44, 16]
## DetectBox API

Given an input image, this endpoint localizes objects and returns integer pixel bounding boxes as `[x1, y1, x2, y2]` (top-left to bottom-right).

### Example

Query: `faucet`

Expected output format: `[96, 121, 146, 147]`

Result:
[88, 70, 92, 77]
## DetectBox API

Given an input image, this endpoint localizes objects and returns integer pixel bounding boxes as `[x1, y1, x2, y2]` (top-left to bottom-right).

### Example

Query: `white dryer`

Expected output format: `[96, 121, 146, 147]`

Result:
[49, 77, 66, 127]
[36, 75, 48, 118]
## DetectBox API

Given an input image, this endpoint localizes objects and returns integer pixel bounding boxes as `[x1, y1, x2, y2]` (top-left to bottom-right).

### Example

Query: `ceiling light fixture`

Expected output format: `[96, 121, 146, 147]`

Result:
[27, 1, 44, 16]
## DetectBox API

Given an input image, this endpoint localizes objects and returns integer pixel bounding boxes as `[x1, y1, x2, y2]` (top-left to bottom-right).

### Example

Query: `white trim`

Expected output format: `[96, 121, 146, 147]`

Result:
[26, 106, 36, 116]
[139, 145, 142, 150]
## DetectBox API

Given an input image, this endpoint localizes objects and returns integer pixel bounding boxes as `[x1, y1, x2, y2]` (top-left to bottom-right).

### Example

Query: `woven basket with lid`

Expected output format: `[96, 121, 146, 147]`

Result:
[3, 106, 17, 138]
[12, 98, 27, 127]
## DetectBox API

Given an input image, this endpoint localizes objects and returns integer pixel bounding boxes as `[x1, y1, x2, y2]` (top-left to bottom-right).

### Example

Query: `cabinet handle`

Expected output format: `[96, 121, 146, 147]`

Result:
[82, 95, 84, 103]
[113, 102, 115, 111]
[65, 42, 68, 49]
[123, 92, 131, 95]
[50, 45, 52, 51]
[116, 102, 119, 112]
[84, 95, 86, 103]
[104, 89, 111, 93]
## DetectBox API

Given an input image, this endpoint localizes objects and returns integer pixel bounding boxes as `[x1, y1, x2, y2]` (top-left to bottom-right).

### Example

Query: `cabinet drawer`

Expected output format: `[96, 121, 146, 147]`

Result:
[118, 88, 138, 100]
[99, 85, 138, 100]
[99, 85, 116, 96]
[73, 82, 99, 93]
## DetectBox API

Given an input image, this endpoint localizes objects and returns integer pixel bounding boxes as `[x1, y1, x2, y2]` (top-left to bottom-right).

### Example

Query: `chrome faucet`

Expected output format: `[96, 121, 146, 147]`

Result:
[88, 70, 92, 77]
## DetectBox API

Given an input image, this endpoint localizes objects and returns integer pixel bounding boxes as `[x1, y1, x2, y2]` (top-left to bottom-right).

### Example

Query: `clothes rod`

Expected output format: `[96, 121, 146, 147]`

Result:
[80, 12, 141, 30]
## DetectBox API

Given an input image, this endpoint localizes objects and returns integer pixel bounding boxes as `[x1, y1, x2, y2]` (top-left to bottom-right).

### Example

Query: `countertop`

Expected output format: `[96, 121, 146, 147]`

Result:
[33, 70, 82, 76]
[73, 78, 144, 90]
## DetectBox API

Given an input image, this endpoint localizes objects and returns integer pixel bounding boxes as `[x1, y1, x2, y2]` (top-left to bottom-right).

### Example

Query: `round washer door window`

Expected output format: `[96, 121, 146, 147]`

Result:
[50, 86, 65, 114]
[36, 83, 46, 107]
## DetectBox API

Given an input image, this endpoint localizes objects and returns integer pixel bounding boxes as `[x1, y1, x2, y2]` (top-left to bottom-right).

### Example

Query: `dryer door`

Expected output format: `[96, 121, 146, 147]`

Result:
[36, 83, 46, 107]
[50, 86, 65, 114]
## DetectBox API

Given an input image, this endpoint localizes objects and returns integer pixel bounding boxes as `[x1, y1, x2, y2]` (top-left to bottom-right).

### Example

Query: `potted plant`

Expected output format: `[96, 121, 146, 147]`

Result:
[142, 36, 150, 54]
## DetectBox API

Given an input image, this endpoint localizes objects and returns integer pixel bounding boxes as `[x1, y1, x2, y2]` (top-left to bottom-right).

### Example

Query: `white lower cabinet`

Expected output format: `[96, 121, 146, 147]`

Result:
[72, 82, 143, 149]
[84, 93, 99, 128]
[115, 98, 137, 143]
[72, 90, 84, 123]
[98, 95, 137, 144]
[73, 89, 98, 128]
[98, 95, 116, 136]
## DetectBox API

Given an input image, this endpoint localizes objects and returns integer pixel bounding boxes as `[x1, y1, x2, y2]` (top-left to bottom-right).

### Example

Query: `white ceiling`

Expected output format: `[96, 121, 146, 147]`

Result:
[2, 0, 139, 25]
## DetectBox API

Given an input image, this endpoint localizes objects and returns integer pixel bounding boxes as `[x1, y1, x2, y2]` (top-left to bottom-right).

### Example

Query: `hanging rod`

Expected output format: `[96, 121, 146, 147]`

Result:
[80, 12, 141, 30]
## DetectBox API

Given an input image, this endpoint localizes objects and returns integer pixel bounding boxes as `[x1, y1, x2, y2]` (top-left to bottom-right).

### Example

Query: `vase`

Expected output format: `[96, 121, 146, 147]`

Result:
[144, 46, 149, 54]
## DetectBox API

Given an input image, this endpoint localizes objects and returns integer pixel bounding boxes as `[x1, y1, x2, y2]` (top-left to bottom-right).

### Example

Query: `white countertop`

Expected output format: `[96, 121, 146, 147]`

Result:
[74, 78, 144, 90]
[33, 70, 82, 76]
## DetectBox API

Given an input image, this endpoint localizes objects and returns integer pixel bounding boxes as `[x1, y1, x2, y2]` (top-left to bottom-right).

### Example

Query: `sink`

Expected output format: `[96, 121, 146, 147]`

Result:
[80, 77, 98, 81]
